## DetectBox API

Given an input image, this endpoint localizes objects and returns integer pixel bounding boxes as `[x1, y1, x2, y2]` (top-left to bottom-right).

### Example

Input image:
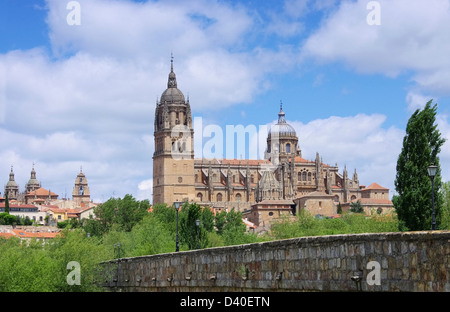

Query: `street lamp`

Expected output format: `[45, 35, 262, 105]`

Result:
[195, 219, 200, 249]
[174, 200, 182, 252]
[427, 165, 438, 230]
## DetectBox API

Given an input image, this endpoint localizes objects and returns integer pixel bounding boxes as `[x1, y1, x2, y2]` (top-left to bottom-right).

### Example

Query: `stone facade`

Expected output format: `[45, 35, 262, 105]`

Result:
[102, 230, 450, 292]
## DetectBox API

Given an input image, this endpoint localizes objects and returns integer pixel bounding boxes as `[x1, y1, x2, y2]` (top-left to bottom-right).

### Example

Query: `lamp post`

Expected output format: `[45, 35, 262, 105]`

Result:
[174, 200, 181, 252]
[195, 219, 200, 249]
[427, 165, 437, 230]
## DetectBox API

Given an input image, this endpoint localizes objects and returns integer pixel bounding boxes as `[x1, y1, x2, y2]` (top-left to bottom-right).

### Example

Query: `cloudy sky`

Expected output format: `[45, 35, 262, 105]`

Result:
[1, 0, 449, 203]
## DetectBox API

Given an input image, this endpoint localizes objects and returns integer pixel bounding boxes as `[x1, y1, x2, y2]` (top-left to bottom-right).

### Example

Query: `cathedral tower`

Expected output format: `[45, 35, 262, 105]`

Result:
[153, 57, 195, 205]
[72, 168, 91, 205]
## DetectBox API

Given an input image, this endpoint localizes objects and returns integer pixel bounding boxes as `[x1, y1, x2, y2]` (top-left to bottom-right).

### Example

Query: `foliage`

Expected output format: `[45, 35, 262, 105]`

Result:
[179, 202, 208, 249]
[393, 100, 446, 231]
[0, 230, 110, 292]
[440, 181, 450, 229]
[87, 194, 150, 235]
[0, 212, 17, 225]
[350, 200, 364, 213]
[269, 211, 398, 239]
[5, 193, 9, 214]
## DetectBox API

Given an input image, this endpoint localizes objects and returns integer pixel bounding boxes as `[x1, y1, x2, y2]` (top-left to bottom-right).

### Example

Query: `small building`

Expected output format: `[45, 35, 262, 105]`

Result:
[294, 191, 337, 217]
[341, 183, 394, 215]
[41, 205, 68, 225]
[247, 199, 295, 228]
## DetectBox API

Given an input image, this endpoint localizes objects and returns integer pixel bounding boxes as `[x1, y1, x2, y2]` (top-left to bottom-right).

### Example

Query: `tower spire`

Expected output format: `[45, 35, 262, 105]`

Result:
[167, 53, 177, 88]
[278, 100, 286, 123]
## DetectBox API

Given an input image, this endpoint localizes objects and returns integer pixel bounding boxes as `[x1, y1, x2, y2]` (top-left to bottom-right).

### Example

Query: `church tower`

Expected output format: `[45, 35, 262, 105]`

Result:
[153, 56, 195, 205]
[4, 166, 19, 200]
[72, 168, 91, 205]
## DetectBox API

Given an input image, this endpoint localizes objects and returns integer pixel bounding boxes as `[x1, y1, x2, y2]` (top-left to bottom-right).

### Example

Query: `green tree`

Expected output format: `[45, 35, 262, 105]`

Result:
[393, 100, 446, 231]
[4, 193, 9, 214]
[179, 202, 208, 249]
[350, 200, 364, 213]
[337, 203, 343, 214]
[440, 181, 450, 229]
[214, 210, 227, 234]
[90, 194, 150, 235]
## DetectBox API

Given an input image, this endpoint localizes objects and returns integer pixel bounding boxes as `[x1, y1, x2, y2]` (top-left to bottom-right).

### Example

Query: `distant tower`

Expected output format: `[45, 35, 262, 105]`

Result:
[25, 164, 41, 193]
[4, 166, 19, 200]
[72, 168, 91, 205]
[153, 56, 195, 205]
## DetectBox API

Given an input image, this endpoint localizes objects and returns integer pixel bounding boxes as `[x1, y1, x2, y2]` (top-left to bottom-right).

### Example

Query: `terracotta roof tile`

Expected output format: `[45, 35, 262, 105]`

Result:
[26, 187, 58, 197]
[362, 183, 389, 191]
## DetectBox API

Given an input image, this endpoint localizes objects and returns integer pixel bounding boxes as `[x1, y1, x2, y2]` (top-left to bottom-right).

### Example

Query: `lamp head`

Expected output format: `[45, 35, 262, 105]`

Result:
[427, 165, 438, 178]
[174, 200, 181, 211]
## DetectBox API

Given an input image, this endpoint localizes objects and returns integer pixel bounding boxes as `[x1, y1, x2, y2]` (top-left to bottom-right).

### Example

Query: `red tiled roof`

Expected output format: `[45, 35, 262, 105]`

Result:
[26, 187, 58, 197]
[0, 203, 38, 209]
[362, 183, 389, 191]
[11, 229, 60, 239]
[0, 233, 15, 239]
[220, 159, 270, 166]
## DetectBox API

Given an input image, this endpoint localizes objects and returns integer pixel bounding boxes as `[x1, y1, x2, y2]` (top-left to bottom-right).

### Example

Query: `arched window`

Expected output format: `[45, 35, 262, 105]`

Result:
[298, 172, 301, 181]
[302, 171, 307, 181]
[197, 193, 203, 201]
[351, 195, 357, 201]
[236, 193, 241, 202]
[334, 195, 339, 202]
[308, 172, 312, 181]
[286, 143, 291, 153]
[217, 193, 223, 202]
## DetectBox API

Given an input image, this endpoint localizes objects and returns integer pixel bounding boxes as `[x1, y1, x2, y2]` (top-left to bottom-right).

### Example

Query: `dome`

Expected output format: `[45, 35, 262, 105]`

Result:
[6, 180, 18, 187]
[268, 105, 297, 138]
[160, 87, 185, 104]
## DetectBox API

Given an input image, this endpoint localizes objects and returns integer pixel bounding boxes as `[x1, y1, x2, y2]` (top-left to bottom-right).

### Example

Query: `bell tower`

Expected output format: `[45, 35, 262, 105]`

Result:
[153, 56, 195, 205]
[72, 167, 91, 205]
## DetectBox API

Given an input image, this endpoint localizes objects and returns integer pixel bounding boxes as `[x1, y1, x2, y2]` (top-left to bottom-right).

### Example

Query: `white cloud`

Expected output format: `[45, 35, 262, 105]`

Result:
[301, 0, 450, 95]
[290, 114, 404, 193]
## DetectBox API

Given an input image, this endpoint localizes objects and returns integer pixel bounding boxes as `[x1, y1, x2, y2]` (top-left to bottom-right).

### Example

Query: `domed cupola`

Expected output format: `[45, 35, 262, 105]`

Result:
[268, 103, 297, 138]
[265, 102, 301, 164]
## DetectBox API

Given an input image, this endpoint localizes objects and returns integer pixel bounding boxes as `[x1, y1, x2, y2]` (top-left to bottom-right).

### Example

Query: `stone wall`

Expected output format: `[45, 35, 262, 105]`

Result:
[102, 231, 450, 292]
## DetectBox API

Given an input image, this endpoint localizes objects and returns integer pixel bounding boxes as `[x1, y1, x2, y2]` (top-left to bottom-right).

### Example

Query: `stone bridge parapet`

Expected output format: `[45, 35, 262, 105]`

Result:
[101, 231, 450, 292]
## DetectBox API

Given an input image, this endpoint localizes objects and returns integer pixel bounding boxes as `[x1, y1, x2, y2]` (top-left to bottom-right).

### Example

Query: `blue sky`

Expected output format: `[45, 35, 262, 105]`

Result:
[1, 0, 449, 202]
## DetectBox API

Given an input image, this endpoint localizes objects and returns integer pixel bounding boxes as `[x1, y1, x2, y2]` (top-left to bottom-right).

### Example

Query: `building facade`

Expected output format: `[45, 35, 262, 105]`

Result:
[153, 59, 394, 222]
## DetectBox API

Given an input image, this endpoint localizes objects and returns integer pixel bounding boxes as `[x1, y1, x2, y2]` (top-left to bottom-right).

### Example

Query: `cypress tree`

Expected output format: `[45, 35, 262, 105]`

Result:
[393, 100, 446, 231]
[5, 193, 10, 214]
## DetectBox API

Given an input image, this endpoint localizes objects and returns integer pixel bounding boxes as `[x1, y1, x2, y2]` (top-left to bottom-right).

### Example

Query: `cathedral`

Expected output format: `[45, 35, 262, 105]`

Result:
[153, 59, 393, 227]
